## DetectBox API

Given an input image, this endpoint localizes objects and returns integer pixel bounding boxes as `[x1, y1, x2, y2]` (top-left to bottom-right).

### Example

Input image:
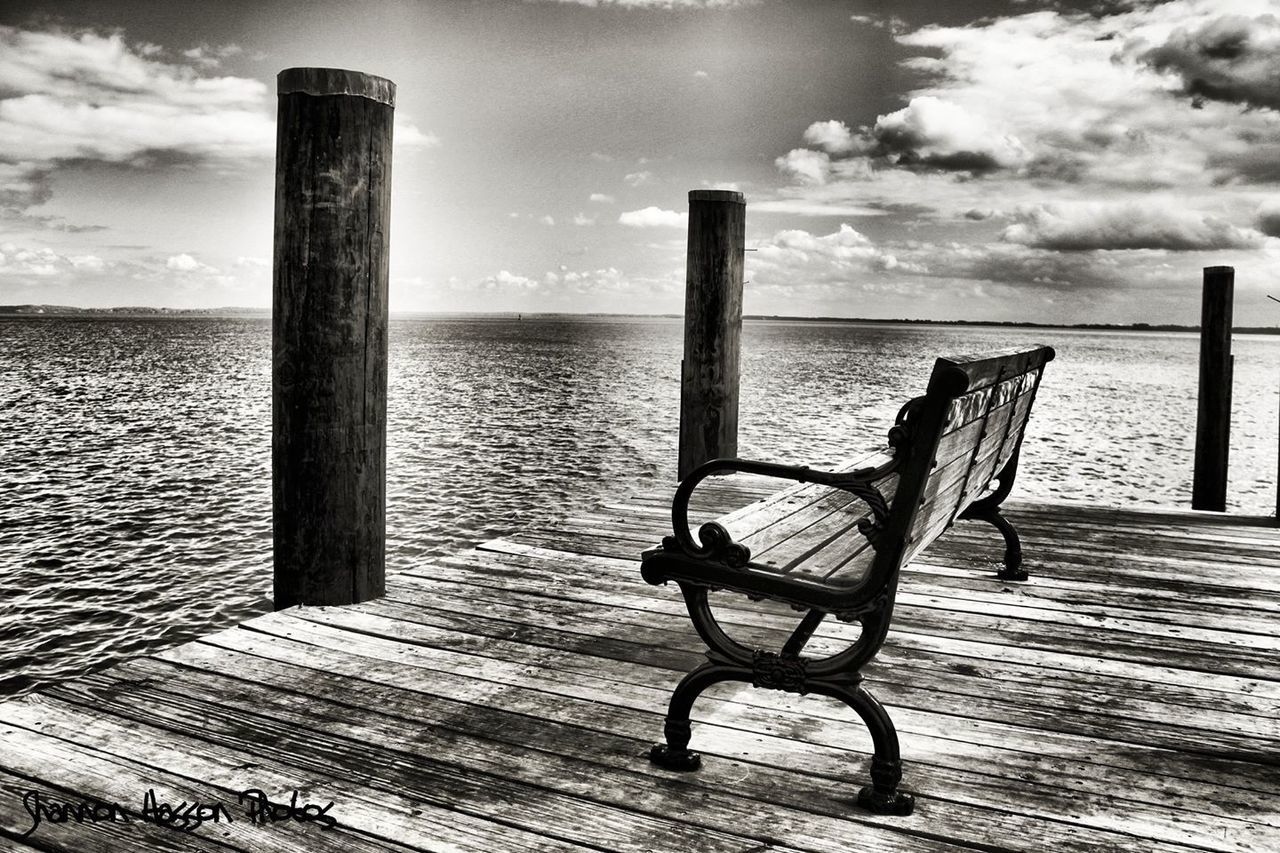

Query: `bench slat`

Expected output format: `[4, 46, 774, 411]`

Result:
[758, 474, 902, 584]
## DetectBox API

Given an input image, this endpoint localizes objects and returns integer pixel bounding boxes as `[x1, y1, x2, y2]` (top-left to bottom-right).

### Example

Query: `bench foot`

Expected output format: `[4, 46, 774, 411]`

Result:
[996, 566, 1029, 582]
[649, 743, 702, 771]
[857, 754, 914, 815]
[649, 660, 740, 774]
[858, 785, 916, 816]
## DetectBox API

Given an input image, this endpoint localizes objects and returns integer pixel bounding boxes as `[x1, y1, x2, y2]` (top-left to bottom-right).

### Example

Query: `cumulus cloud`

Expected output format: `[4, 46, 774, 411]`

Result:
[1138, 13, 1280, 110]
[1001, 203, 1264, 251]
[1255, 199, 1280, 236]
[0, 24, 434, 225]
[538, 215, 556, 226]
[867, 97, 1030, 174]
[751, 224, 925, 287]
[624, 171, 655, 187]
[618, 206, 688, 228]
[166, 253, 219, 273]
[802, 120, 857, 154]
[774, 148, 830, 185]
[0, 27, 274, 167]
[589, 192, 615, 203]
[0, 25, 268, 226]
[481, 270, 539, 292]
[572, 212, 596, 226]
[766, 0, 1280, 265]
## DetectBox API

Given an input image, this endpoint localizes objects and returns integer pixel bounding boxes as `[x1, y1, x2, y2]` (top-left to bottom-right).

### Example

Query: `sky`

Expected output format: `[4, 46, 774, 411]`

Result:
[2, 0, 1280, 323]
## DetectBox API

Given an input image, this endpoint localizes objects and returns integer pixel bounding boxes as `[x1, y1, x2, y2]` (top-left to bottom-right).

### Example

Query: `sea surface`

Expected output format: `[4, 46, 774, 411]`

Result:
[2, 315, 1278, 697]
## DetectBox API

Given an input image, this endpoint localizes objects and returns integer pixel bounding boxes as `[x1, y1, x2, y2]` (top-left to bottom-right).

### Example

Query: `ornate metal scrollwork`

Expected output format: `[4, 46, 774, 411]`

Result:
[887, 395, 925, 451]
[751, 650, 809, 694]
[664, 521, 751, 566]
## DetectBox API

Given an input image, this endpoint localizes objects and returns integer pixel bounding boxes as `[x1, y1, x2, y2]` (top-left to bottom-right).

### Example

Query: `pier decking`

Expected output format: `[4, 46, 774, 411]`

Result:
[2, 480, 1278, 852]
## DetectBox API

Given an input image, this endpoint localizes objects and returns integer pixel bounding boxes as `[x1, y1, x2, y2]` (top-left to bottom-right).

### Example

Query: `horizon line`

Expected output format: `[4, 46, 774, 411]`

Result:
[3, 304, 1279, 333]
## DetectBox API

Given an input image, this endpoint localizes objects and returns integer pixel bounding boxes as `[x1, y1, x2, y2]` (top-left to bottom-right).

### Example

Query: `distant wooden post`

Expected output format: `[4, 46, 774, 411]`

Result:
[273, 68, 394, 608]
[678, 190, 746, 481]
[1192, 266, 1234, 512]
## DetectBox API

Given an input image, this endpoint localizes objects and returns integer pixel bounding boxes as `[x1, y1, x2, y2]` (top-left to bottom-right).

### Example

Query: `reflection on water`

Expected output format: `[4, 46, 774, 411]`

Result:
[1, 315, 1277, 696]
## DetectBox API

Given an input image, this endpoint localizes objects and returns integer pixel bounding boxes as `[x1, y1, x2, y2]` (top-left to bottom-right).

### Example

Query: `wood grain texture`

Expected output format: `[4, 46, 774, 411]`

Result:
[1193, 265, 1234, 512]
[678, 190, 745, 480]
[2, 483, 1279, 852]
[272, 68, 392, 608]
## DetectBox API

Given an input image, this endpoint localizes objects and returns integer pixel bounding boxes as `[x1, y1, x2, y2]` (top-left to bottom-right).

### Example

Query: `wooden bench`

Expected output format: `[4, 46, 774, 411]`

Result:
[640, 344, 1055, 815]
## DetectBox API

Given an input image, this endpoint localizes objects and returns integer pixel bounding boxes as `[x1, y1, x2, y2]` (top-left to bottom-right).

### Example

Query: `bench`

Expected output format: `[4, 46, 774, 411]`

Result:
[639, 344, 1055, 816]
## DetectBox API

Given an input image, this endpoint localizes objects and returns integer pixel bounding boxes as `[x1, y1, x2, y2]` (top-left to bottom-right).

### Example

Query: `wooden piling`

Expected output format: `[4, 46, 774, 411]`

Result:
[678, 190, 746, 481]
[272, 68, 394, 608]
[1192, 265, 1234, 512]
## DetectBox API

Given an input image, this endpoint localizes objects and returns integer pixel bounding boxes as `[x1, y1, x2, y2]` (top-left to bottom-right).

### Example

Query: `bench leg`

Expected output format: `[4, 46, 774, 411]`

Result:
[814, 683, 916, 816]
[986, 510, 1026, 581]
[649, 660, 744, 771]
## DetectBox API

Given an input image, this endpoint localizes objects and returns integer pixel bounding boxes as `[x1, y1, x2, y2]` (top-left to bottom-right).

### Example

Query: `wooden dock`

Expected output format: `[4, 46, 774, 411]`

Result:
[2, 479, 1278, 852]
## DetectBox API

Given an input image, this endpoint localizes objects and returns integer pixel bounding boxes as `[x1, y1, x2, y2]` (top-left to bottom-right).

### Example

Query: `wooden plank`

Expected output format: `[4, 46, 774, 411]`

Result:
[127, 634, 1279, 851]
[4, 690, 796, 853]
[935, 346, 1052, 394]
[272, 590, 1280, 765]
[193, 619, 1280, 809]
[0, 701, 429, 853]
[28, 666, 966, 853]
[395, 555, 1280, 724]
[441, 540, 1280, 702]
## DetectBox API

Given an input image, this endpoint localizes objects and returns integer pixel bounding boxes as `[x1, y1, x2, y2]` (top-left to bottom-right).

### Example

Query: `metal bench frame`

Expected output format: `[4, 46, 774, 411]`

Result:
[640, 346, 1055, 816]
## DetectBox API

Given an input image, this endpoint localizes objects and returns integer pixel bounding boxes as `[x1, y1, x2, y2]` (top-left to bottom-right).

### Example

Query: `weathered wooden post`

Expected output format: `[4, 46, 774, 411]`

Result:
[678, 190, 746, 481]
[1192, 265, 1234, 512]
[273, 68, 394, 608]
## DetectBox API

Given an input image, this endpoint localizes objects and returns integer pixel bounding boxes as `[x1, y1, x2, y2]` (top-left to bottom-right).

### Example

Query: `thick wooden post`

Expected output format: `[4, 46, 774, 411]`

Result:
[1192, 266, 1234, 512]
[678, 189, 745, 481]
[273, 68, 394, 608]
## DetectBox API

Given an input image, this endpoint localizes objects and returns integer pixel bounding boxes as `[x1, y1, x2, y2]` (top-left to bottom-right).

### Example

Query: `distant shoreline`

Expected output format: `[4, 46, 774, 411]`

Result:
[1, 305, 1277, 334]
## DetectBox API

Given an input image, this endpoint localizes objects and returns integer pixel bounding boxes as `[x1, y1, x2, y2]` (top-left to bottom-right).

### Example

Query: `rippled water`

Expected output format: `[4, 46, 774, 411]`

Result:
[2, 315, 1277, 697]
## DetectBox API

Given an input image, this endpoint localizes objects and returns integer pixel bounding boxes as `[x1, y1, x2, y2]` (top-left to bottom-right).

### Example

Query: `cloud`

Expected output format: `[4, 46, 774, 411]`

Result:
[393, 121, 441, 149]
[538, 215, 556, 226]
[0, 27, 274, 166]
[0, 244, 64, 277]
[0, 25, 272, 225]
[751, 224, 925, 287]
[801, 120, 856, 155]
[0, 24, 436, 224]
[618, 206, 688, 228]
[766, 0, 1280, 240]
[529, 0, 758, 7]
[1001, 202, 1264, 251]
[850, 13, 907, 33]
[623, 170, 655, 187]
[480, 270, 539, 292]
[752, 198, 886, 217]
[1255, 199, 1280, 236]
[774, 148, 830, 185]
[694, 69, 709, 78]
[572, 212, 596, 226]
[589, 192, 615, 203]
[181, 42, 243, 69]
[166, 252, 219, 273]
[867, 97, 1029, 174]
[1138, 13, 1280, 110]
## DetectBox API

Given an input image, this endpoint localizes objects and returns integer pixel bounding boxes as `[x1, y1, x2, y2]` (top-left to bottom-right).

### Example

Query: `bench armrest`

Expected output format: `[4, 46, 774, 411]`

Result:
[664, 454, 899, 565]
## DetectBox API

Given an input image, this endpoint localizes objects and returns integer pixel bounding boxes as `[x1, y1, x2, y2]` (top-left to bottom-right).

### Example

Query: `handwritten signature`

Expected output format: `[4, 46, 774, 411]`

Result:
[19, 788, 337, 837]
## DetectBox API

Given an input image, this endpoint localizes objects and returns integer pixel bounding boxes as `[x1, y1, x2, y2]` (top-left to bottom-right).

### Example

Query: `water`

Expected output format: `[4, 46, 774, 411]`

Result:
[2, 315, 1277, 697]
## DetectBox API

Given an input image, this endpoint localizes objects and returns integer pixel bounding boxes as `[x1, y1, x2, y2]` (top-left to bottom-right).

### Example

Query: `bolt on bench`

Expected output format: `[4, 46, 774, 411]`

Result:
[640, 345, 1054, 815]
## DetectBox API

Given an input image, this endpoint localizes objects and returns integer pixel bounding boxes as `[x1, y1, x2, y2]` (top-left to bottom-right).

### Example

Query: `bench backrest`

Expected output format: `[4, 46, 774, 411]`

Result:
[877, 345, 1054, 575]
